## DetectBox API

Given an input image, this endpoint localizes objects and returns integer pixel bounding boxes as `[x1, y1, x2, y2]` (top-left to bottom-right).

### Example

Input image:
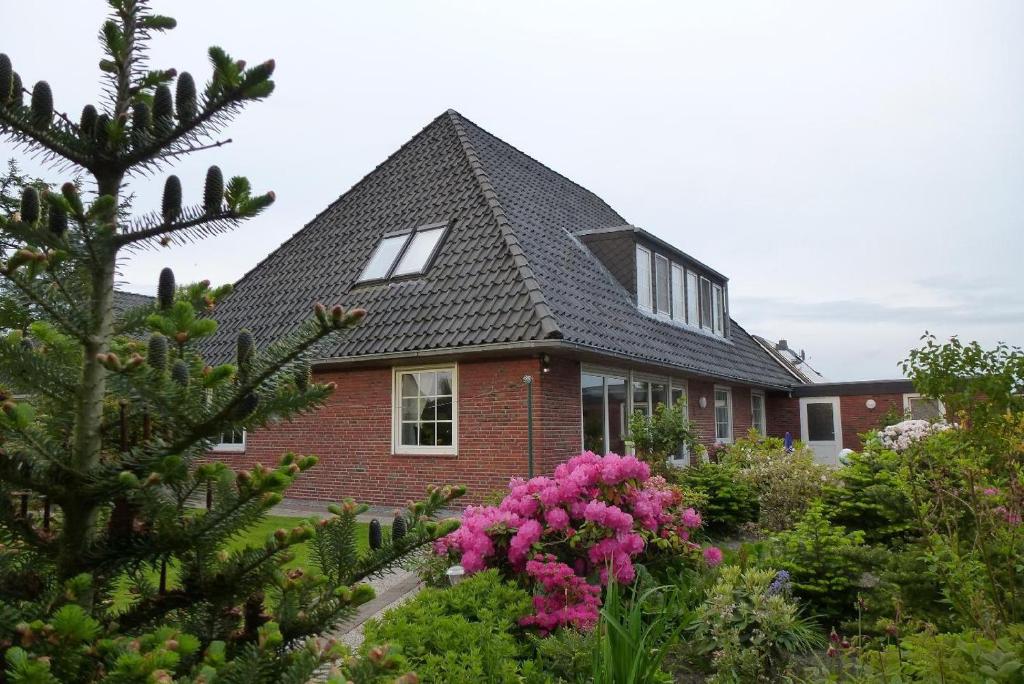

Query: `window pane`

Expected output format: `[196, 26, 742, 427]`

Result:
[393, 226, 445, 276]
[632, 381, 650, 416]
[670, 387, 685, 408]
[686, 271, 699, 324]
[401, 397, 422, 421]
[401, 422, 418, 446]
[712, 285, 724, 335]
[606, 376, 627, 455]
[909, 396, 943, 421]
[752, 394, 765, 435]
[582, 373, 606, 454]
[359, 234, 409, 281]
[806, 402, 835, 441]
[418, 421, 436, 446]
[401, 373, 418, 399]
[436, 396, 453, 421]
[436, 371, 453, 396]
[655, 255, 670, 314]
[700, 278, 713, 329]
[651, 382, 667, 411]
[671, 265, 685, 321]
[715, 389, 730, 440]
[636, 247, 652, 310]
[436, 422, 453, 446]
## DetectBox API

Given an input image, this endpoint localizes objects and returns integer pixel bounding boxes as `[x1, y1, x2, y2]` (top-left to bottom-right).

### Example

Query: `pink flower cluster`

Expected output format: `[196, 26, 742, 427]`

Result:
[437, 451, 721, 631]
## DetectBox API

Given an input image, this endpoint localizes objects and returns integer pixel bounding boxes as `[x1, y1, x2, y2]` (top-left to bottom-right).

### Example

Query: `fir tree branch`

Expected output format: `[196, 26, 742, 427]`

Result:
[113, 205, 244, 247]
[1, 272, 90, 344]
[154, 137, 232, 161]
[0, 109, 92, 169]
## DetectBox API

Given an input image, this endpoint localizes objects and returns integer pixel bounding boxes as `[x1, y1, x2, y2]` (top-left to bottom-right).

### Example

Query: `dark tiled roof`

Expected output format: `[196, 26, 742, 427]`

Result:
[203, 110, 799, 388]
[112, 290, 154, 313]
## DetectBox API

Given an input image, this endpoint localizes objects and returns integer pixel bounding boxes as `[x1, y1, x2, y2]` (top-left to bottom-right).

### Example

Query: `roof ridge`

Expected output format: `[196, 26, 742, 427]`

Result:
[446, 110, 626, 226]
[446, 110, 563, 340]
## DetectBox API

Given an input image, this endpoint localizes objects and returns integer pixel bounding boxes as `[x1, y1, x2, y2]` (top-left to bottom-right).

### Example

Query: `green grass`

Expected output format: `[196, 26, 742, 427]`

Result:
[111, 515, 372, 611]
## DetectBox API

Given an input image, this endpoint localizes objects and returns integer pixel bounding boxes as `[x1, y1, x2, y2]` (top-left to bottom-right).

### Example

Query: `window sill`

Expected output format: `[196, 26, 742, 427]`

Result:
[392, 450, 458, 458]
[211, 445, 246, 454]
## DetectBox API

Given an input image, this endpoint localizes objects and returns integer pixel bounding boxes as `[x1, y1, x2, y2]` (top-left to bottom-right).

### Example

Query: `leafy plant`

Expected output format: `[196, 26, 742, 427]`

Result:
[684, 565, 822, 682]
[629, 400, 698, 475]
[590, 579, 679, 684]
[724, 431, 832, 532]
[360, 569, 533, 683]
[674, 460, 759, 535]
[770, 502, 878, 625]
[821, 440, 917, 546]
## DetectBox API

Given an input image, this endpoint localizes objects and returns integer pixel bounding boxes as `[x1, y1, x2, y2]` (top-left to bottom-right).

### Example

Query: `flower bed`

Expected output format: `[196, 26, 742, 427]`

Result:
[435, 451, 718, 632]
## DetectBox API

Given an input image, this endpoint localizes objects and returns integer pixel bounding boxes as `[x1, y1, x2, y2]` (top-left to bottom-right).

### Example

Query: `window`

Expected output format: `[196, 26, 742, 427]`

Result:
[806, 402, 836, 441]
[392, 225, 446, 276]
[712, 284, 724, 335]
[903, 393, 944, 421]
[654, 254, 671, 315]
[751, 391, 766, 436]
[582, 372, 627, 455]
[636, 246, 653, 310]
[699, 277, 713, 330]
[714, 387, 732, 442]
[358, 223, 448, 282]
[671, 264, 685, 322]
[670, 381, 690, 462]
[394, 366, 456, 454]
[213, 428, 245, 453]
[686, 271, 698, 325]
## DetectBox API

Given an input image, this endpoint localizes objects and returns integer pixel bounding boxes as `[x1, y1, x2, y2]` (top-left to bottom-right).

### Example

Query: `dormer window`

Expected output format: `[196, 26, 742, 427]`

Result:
[636, 245, 653, 311]
[635, 243, 729, 338]
[358, 222, 448, 283]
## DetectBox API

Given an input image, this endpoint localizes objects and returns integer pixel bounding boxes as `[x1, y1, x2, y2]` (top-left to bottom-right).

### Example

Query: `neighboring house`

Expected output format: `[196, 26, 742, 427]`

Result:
[198, 110, 926, 504]
[750, 335, 825, 384]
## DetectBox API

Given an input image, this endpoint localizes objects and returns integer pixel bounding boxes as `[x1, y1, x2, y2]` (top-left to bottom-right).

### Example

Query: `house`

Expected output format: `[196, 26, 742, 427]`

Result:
[199, 110, 925, 504]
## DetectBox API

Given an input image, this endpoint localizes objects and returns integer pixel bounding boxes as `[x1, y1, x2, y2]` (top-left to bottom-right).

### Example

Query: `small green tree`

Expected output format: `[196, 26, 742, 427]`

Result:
[628, 401, 697, 475]
[0, 2, 461, 681]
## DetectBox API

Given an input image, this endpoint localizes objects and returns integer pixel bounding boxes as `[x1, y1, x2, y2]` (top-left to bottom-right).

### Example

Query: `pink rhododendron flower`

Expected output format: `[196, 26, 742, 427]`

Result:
[703, 546, 724, 567]
[437, 451, 709, 631]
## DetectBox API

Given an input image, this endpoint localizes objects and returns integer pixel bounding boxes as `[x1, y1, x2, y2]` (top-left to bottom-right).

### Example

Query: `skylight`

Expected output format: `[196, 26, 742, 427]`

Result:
[357, 222, 448, 282]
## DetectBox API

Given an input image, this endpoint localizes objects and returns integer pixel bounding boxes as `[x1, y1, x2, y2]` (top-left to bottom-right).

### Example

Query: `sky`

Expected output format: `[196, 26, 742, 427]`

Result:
[1, 1, 1021, 381]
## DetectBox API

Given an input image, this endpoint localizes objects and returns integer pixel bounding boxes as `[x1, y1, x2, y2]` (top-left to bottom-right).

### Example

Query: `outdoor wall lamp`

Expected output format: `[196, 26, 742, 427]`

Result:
[866, 399, 877, 410]
[540, 353, 551, 373]
[698, 396, 708, 409]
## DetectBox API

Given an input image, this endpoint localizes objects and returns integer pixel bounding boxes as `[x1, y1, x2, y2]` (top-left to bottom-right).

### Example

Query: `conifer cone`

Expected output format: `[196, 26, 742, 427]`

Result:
[79, 104, 98, 137]
[175, 72, 197, 122]
[147, 334, 168, 372]
[152, 84, 174, 136]
[171, 359, 189, 387]
[0, 54, 12, 103]
[203, 166, 224, 213]
[20, 187, 39, 225]
[10, 72, 22, 106]
[47, 205, 67, 236]
[162, 175, 182, 223]
[131, 102, 150, 147]
[157, 267, 175, 310]
[392, 514, 407, 542]
[236, 329, 254, 366]
[369, 519, 382, 550]
[30, 81, 52, 128]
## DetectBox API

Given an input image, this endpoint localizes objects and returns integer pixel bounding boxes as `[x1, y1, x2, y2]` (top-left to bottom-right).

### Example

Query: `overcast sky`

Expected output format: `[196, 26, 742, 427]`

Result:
[2, 1, 1021, 381]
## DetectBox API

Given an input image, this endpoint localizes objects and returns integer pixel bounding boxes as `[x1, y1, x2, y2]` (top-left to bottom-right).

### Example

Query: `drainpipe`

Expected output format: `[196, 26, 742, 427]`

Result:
[523, 375, 534, 478]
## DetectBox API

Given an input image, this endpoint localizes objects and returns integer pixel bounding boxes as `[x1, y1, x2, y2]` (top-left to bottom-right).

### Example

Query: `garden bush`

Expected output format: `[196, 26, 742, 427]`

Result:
[821, 440, 917, 546]
[770, 502, 879, 625]
[724, 431, 832, 532]
[436, 451, 720, 632]
[673, 460, 759, 535]
[360, 570, 533, 683]
[628, 400, 697, 476]
[683, 566, 821, 682]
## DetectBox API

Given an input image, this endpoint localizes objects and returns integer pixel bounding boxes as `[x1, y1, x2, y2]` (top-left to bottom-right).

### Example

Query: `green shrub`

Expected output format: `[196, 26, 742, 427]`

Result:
[770, 502, 878, 625]
[683, 566, 822, 682]
[674, 461, 759, 535]
[724, 431, 833, 532]
[361, 569, 533, 683]
[821, 441, 917, 546]
[629, 401, 698, 476]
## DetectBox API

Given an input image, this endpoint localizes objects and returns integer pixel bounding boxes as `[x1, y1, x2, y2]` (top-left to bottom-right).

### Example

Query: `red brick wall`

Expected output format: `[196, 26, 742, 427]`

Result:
[838, 393, 903, 450]
[766, 392, 800, 441]
[207, 356, 582, 506]
[687, 379, 716, 447]
[765, 392, 905, 451]
[732, 386, 753, 440]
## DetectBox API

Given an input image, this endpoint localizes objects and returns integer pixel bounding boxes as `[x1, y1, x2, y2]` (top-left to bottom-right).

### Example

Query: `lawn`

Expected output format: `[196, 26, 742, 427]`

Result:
[111, 515, 372, 612]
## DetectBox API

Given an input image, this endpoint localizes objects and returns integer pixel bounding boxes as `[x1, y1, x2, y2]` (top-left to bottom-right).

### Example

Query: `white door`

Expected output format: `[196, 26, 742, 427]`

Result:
[799, 397, 842, 465]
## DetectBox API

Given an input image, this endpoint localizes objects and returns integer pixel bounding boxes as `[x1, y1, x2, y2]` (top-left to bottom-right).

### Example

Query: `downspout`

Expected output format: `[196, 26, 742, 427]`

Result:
[523, 374, 534, 478]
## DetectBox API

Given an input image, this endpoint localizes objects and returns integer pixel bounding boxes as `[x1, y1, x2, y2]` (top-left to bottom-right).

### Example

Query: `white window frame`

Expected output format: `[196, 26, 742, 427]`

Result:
[902, 393, 945, 421]
[636, 245, 653, 311]
[670, 263, 685, 322]
[669, 378, 690, 464]
[654, 254, 671, 316]
[714, 385, 733, 443]
[751, 390, 766, 436]
[581, 366, 684, 457]
[699, 277, 713, 330]
[392, 363, 458, 456]
[685, 270, 699, 326]
[212, 428, 246, 453]
[712, 284, 724, 336]
[358, 222, 448, 283]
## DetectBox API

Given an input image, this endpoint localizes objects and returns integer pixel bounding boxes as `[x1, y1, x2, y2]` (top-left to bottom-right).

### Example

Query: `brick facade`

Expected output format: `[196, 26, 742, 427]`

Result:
[766, 392, 800, 441]
[837, 393, 903, 450]
[209, 356, 581, 506]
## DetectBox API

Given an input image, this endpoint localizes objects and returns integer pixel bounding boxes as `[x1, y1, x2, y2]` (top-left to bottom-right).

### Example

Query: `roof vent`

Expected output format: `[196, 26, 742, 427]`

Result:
[776, 339, 789, 352]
